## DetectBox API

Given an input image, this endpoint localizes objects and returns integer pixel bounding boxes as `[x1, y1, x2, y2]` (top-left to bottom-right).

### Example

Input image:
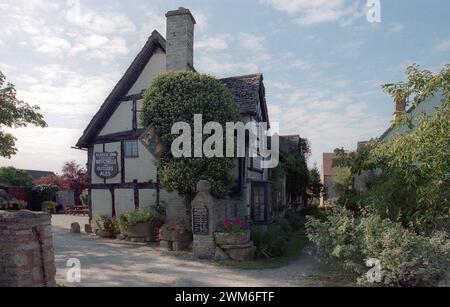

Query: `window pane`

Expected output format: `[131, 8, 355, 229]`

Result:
[125, 140, 139, 158]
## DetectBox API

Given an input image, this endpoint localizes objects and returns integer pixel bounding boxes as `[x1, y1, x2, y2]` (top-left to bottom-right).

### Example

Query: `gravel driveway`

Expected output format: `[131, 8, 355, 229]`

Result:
[52, 215, 322, 287]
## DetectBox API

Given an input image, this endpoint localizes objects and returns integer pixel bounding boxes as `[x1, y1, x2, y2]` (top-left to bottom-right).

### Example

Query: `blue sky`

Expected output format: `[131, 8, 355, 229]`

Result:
[0, 0, 449, 173]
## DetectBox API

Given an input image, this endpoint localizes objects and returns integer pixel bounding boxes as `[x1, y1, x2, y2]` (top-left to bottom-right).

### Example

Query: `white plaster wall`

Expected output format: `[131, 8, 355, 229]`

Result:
[382, 93, 443, 142]
[99, 101, 133, 136]
[139, 189, 157, 210]
[92, 189, 112, 217]
[91, 144, 106, 184]
[125, 141, 158, 182]
[128, 48, 166, 96]
[137, 99, 144, 129]
[115, 189, 135, 216]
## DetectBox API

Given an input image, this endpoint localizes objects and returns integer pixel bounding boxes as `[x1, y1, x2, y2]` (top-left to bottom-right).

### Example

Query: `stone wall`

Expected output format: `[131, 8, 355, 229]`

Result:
[0, 210, 56, 287]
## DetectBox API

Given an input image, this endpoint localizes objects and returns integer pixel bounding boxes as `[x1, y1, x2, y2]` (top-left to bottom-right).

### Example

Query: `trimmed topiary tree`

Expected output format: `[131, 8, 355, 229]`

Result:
[141, 72, 240, 215]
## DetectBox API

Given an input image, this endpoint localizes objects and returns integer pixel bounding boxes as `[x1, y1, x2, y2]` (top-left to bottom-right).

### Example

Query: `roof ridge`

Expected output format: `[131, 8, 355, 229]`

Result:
[221, 73, 263, 80]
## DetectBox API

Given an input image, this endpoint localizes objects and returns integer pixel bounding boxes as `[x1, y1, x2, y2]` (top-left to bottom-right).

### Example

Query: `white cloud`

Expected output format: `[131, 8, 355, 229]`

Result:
[0, 127, 87, 173]
[387, 22, 405, 34]
[196, 54, 259, 77]
[260, 0, 364, 26]
[31, 35, 71, 58]
[65, 2, 136, 34]
[196, 34, 231, 50]
[12, 64, 120, 127]
[435, 38, 450, 52]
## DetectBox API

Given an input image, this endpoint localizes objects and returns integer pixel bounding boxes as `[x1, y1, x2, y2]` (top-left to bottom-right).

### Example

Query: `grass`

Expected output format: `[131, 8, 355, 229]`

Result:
[216, 226, 309, 270]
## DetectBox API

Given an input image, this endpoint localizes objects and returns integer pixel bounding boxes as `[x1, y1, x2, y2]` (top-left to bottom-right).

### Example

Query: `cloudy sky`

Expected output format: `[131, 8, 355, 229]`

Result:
[0, 0, 449, 173]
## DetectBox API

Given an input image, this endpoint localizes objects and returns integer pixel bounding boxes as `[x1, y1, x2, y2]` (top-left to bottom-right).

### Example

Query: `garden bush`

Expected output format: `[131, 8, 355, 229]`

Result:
[251, 225, 289, 259]
[126, 209, 164, 227]
[306, 205, 450, 286]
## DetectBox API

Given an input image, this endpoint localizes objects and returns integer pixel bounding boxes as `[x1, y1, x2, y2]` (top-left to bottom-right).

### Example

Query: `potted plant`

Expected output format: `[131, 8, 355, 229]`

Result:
[125, 209, 164, 241]
[94, 214, 119, 238]
[214, 218, 251, 246]
[117, 213, 129, 237]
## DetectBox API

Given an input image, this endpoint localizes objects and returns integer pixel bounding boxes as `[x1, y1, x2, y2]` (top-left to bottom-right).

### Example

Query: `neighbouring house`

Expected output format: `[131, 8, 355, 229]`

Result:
[320, 143, 369, 206]
[321, 151, 339, 206]
[20, 169, 56, 182]
[320, 91, 445, 206]
[75, 7, 296, 226]
[380, 92, 444, 142]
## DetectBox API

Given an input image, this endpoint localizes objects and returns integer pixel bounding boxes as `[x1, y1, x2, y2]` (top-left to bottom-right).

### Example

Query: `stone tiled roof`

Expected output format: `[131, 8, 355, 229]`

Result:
[220, 74, 263, 115]
[21, 169, 55, 181]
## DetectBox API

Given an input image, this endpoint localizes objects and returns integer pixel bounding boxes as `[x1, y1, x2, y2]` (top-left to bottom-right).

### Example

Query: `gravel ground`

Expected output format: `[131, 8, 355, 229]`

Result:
[52, 215, 324, 287]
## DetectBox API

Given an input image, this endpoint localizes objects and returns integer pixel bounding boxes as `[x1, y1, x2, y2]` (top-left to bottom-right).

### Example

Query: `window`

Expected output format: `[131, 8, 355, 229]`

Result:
[124, 140, 139, 158]
[251, 182, 273, 224]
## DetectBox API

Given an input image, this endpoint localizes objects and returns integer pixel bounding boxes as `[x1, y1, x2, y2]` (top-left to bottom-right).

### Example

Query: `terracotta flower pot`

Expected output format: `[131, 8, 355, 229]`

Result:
[214, 231, 251, 246]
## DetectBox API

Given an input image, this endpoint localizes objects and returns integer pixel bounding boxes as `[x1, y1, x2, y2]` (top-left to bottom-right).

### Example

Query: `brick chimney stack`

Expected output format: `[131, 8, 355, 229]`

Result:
[165, 7, 196, 72]
[393, 98, 406, 121]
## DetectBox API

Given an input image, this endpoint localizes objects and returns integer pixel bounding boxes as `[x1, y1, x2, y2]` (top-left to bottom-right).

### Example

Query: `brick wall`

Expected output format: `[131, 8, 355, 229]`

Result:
[0, 210, 56, 287]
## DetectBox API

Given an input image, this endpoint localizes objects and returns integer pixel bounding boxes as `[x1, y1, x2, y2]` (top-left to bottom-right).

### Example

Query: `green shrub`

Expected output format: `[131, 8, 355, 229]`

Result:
[358, 213, 450, 287]
[306, 205, 365, 273]
[41, 201, 57, 213]
[306, 206, 450, 286]
[126, 209, 164, 227]
[141, 72, 240, 200]
[30, 184, 58, 210]
[251, 225, 289, 259]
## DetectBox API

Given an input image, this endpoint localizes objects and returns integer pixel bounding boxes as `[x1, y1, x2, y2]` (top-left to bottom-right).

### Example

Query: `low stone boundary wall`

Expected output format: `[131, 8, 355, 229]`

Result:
[0, 210, 56, 287]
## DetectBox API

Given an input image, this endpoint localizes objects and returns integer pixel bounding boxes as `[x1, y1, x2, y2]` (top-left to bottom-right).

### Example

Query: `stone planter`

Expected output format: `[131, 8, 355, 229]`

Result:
[214, 231, 251, 246]
[159, 226, 193, 251]
[128, 220, 162, 242]
[214, 231, 255, 261]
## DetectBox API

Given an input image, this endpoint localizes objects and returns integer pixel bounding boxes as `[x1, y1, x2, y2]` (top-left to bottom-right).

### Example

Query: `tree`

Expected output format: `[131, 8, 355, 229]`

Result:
[35, 161, 88, 193]
[284, 154, 309, 205]
[329, 64, 449, 232]
[0, 71, 47, 158]
[141, 72, 240, 213]
[0, 167, 33, 187]
[308, 165, 323, 204]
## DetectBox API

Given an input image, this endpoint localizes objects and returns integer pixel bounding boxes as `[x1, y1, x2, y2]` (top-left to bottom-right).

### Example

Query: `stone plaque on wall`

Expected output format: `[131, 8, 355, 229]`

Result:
[94, 152, 119, 179]
[192, 208, 209, 236]
[193, 208, 209, 235]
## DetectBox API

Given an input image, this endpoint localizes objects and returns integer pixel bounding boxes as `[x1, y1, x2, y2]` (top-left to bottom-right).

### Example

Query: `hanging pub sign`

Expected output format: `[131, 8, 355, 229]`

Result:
[94, 152, 119, 179]
[192, 208, 209, 235]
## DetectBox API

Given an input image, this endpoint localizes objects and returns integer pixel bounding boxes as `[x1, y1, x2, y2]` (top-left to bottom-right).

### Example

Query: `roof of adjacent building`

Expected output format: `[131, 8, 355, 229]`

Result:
[220, 74, 264, 115]
[76, 31, 269, 148]
[20, 169, 56, 181]
[322, 152, 339, 177]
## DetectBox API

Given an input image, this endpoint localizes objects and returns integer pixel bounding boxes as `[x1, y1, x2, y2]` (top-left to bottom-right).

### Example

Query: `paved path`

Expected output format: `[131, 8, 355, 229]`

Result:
[52, 215, 322, 287]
